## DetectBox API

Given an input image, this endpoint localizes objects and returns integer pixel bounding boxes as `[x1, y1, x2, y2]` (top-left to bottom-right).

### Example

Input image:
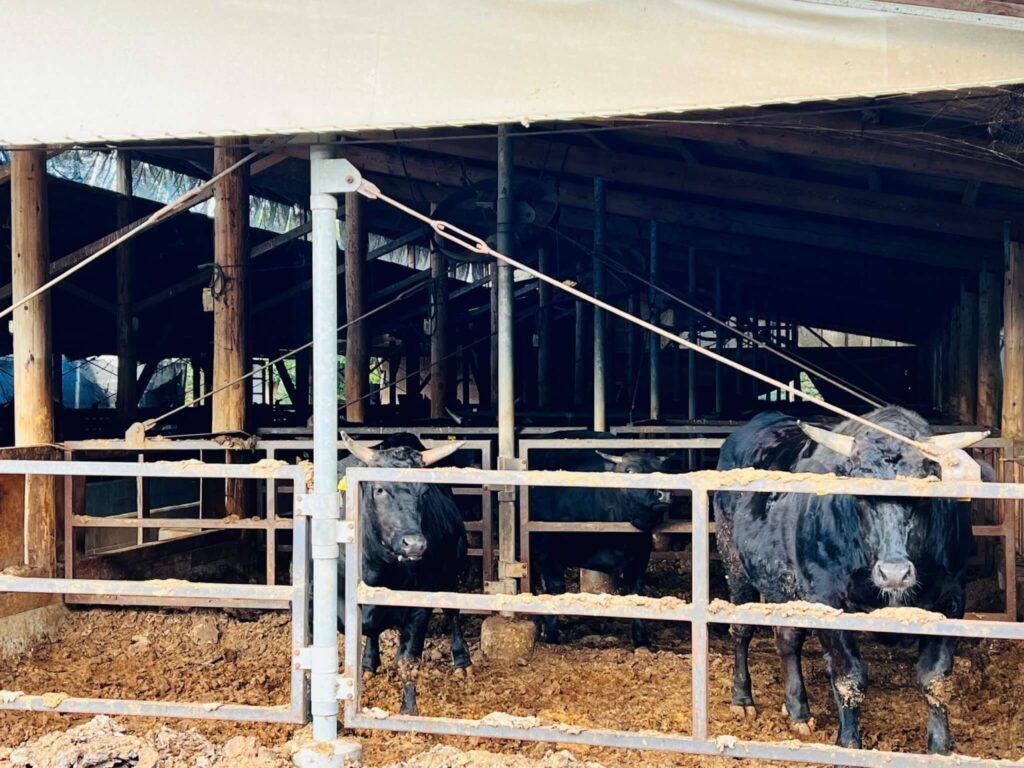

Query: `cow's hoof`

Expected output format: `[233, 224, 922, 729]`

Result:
[453, 665, 473, 680]
[362, 670, 375, 682]
[730, 704, 758, 720]
[789, 718, 816, 737]
[399, 704, 419, 716]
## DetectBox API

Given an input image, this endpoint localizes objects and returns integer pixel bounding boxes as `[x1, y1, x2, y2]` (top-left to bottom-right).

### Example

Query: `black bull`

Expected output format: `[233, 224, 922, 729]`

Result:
[714, 406, 988, 754]
[337, 432, 471, 716]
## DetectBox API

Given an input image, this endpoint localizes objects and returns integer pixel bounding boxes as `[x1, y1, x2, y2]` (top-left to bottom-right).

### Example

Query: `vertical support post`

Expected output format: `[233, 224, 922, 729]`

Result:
[574, 252, 588, 413]
[649, 221, 660, 421]
[489, 263, 498, 410]
[690, 487, 710, 740]
[496, 124, 518, 592]
[1003, 233, 1024, 438]
[537, 246, 551, 410]
[687, 247, 697, 421]
[11, 147, 55, 574]
[958, 278, 979, 424]
[212, 138, 250, 518]
[978, 266, 1002, 428]
[113, 150, 137, 424]
[947, 295, 962, 420]
[429, 226, 449, 419]
[308, 143, 341, 747]
[714, 266, 723, 417]
[592, 178, 606, 432]
[344, 191, 368, 423]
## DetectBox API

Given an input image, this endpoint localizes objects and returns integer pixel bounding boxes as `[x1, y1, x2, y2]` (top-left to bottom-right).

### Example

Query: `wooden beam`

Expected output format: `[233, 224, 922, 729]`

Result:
[113, 150, 137, 423]
[55, 283, 116, 313]
[11, 148, 56, 577]
[977, 266, 1002, 428]
[345, 145, 996, 270]
[351, 140, 1017, 241]
[428, 223, 450, 419]
[625, 119, 1024, 190]
[250, 221, 312, 259]
[1003, 239, 1024, 437]
[873, 0, 1024, 19]
[958, 281, 979, 423]
[344, 191, 369, 423]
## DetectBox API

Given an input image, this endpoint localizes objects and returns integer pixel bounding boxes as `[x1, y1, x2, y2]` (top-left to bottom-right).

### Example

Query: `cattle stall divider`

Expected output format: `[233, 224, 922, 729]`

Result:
[341, 464, 1024, 768]
[0, 458, 310, 724]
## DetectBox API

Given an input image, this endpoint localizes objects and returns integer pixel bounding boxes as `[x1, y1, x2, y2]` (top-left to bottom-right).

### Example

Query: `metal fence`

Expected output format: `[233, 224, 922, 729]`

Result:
[341, 465, 1024, 768]
[0, 458, 310, 724]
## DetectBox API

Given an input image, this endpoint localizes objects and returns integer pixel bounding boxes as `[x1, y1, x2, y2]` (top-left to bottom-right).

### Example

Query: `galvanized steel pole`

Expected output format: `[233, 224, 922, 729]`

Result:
[649, 221, 660, 421]
[308, 144, 340, 746]
[593, 178, 607, 432]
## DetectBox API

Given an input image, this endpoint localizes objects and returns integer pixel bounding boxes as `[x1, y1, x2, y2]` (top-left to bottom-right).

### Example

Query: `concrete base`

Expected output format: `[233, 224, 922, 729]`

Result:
[292, 739, 362, 767]
[580, 568, 618, 594]
[480, 615, 535, 665]
[0, 603, 65, 660]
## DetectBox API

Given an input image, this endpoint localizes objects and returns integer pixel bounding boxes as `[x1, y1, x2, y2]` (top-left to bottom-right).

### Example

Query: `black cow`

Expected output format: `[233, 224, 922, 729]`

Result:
[337, 432, 471, 715]
[530, 431, 672, 648]
[715, 406, 986, 753]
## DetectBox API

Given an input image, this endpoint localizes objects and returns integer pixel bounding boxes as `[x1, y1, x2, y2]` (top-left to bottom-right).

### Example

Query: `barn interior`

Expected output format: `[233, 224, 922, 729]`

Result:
[1, 2, 1024, 765]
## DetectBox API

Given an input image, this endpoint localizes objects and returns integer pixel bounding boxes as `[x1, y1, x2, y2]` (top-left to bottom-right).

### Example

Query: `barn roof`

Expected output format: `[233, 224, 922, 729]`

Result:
[2, 0, 1024, 146]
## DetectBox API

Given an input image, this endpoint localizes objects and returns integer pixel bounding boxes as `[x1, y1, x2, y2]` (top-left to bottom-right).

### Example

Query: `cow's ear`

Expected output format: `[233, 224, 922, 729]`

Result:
[421, 441, 465, 466]
[924, 431, 989, 454]
[595, 450, 623, 465]
[799, 422, 855, 458]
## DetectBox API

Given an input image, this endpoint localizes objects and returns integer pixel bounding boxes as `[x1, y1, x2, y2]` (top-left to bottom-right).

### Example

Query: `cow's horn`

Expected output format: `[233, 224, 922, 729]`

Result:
[799, 422, 855, 458]
[444, 406, 463, 425]
[341, 432, 377, 464]
[420, 441, 465, 466]
[596, 450, 624, 465]
[924, 431, 989, 455]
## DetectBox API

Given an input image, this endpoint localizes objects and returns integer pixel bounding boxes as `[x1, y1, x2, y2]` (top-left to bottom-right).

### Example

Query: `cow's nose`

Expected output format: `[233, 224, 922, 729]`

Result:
[656, 490, 672, 503]
[399, 534, 427, 559]
[872, 560, 916, 590]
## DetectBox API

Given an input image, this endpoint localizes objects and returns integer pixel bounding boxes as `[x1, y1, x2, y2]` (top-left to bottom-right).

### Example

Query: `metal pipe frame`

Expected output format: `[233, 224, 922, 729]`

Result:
[342, 464, 1024, 768]
[0, 459, 309, 725]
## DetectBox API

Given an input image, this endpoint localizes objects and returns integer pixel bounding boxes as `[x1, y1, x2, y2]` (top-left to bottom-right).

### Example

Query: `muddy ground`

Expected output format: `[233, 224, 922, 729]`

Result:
[0, 566, 1020, 767]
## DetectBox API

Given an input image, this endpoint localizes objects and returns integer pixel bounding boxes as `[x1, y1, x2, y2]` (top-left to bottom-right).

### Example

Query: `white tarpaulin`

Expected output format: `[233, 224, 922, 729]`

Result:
[2, 0, 1023, 145]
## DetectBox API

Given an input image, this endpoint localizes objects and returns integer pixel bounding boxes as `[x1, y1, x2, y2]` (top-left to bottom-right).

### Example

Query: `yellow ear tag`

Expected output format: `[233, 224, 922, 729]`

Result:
[338, 477, 347, 492]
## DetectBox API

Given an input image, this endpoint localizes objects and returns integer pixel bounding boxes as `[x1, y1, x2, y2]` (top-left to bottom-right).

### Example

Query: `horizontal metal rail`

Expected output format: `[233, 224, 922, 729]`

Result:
[0, 575, 294, 602]
[71, 516, 293, 530]
[0, 696, 294, 723]
[0, 458, 306, 483]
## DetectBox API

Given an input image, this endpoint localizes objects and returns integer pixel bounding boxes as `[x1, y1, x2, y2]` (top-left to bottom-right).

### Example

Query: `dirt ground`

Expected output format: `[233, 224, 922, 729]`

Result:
[0, 567, 1021, 767]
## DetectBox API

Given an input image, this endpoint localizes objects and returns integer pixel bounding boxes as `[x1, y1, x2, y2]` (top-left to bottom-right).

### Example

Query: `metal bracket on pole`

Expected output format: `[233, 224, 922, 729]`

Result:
[335, 675, 356, 701]
[311, 158, 363, 196]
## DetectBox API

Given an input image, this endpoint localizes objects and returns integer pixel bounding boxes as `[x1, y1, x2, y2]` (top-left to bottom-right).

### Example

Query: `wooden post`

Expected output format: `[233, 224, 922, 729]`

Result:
[345, 192, 369, 422]
[1003, 239, 1024, 437]
[113, 151, 137, 424]
[958, 280, 979, 424]
[11, 148, 55, 574]
[429, 232, 449, 419]
[946, 298, 961, 419]
[212, 139, 250, 518]
[489, 263, 498, 409]
[978, 266, 1002, 428]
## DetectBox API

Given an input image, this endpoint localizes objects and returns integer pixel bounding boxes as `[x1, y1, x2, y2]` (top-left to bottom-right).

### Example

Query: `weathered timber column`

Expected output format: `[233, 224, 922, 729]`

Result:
[212, 139, 249, 518]
[1003, 238, 1024, 437]
[958, 279, 979, 424]
[537, 246, 551, 410]
[428, 224, 449, 419]
[592, 177, 607, 432]
[344, 192, 368, 423]
[946, 298, 961, 419]
[978, 266, 1002, 428]
[649, 221, 660, 421]
[11, 148, 55, 574]
[113, 150, 137, 423]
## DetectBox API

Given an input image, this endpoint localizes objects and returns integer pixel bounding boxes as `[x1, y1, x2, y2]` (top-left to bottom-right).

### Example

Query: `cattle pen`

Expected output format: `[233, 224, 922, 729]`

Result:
[1, 2, 1024, 767]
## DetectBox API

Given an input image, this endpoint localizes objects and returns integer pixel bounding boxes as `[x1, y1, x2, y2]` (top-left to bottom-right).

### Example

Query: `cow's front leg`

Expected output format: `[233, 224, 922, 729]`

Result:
[362, 632, 382, 678]
[819, 630, 867, 749]
[726, 574, 759, 718]
[621, 551, 651, 649]
[537, 562, 566, 644]
[918, 635, 956, 754]
[396, 608, 430, 715]
[775, 627, 813, 734]
[444, 608, 472, 677]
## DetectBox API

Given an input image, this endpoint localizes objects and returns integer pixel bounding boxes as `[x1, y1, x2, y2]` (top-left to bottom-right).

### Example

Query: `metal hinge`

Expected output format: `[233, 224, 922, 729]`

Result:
[498, 560, 528, 580]
[336, 520, 355, 544]
[294, 493, 339, 518]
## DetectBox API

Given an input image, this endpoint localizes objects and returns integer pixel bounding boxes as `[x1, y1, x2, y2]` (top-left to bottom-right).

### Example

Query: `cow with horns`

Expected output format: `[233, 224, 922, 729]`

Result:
[714, 406, 988, 754]
[337, 432, 471, 716]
